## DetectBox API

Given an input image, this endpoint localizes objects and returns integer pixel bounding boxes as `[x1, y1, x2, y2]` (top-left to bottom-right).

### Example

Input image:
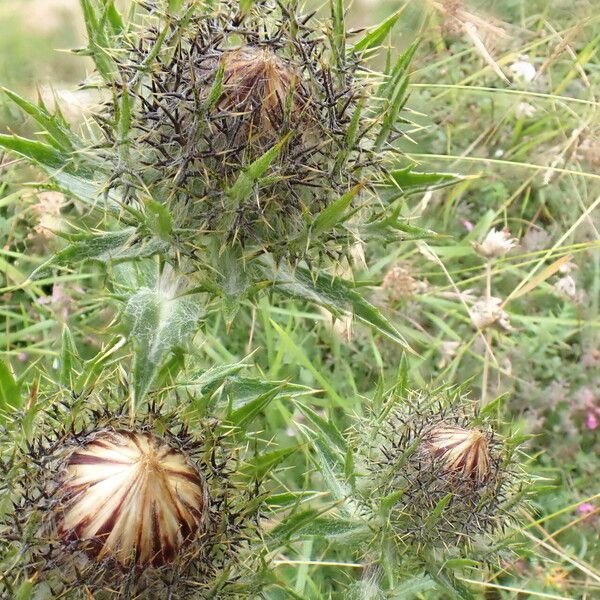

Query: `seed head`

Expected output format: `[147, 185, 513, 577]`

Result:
[56, 430, 210, 567]
[214, 46, 310, 146]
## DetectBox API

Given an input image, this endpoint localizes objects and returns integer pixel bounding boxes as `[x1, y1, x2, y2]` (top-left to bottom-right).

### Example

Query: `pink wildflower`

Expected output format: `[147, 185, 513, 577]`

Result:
[586, 412, 598, 430]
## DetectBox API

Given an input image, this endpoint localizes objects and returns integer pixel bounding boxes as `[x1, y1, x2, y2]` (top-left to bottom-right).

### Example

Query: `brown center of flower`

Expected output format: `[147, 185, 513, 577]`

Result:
[56, 430, 209, 567]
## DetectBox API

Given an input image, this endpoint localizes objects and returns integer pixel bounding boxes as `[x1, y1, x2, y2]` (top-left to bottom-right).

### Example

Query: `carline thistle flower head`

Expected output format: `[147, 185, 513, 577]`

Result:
[0, 401, 264, 599]
[359, 391, 526, 554]
[55, 430, 210, 567]
[420, 424, 491, 486]
[101, 0, 383, 258]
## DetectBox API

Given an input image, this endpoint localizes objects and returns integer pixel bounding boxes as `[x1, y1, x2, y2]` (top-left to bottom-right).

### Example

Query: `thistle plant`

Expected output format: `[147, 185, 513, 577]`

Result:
[358, 390, 526, 554]
[0, 1, 545, 599]
[0, 0, 464, 338]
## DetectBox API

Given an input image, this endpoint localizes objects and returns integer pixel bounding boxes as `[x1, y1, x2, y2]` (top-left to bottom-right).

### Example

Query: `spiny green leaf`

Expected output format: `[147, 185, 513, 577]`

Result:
[384, 167, 470, 194]
[226, 386, 282, 428]
[424, 492, 453, 529]
[264, 491, 323, 511]
[297, 403, 347, 454]
[3, 88, 76, 151]
[29, 228, 139, 280]
[101, 0, 124, 35]
[0, 132, 120, 211]
[425, 564, 476, 600]
[144, 199, 173, 240]
[310, 184, 362, 239]
[124, 285, 202, 407]
[221, 136, 289, 232]
[277, 516, 368, 542]
[0, 134, 68, 169]
[266, 261, 411, 350]
[60, 326, 79, 388]
[240, 446, 296, 480]
[180, 361, 249, 395]
[351, 8, 404, 54]
[209, 377, 314, 417]
[79, 0, 115, 80]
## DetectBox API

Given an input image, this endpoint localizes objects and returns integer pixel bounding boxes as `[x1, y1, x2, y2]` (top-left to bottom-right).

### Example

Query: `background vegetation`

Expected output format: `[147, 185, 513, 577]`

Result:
[1, 0, 599, 598]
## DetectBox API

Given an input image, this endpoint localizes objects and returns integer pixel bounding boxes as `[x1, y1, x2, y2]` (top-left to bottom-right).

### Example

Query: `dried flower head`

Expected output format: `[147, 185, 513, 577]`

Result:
[437, 340, 460, 369]
[469, 296, 513, 331]
[472, 228, 518, 259]
[420, 425, 491, 485]
[358, 391, 526, 552]
[382, 266, 428, 302]
[213, 46, 310, 146]
[1, 401, 265, 598]
[515, 101, 536, 119]
[554, 274, 578, 301]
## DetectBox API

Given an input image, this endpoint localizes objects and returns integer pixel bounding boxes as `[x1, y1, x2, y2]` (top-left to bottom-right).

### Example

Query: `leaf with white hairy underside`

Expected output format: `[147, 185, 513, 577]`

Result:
[124, 287, 202, 407]
[29, 228, 139, 280]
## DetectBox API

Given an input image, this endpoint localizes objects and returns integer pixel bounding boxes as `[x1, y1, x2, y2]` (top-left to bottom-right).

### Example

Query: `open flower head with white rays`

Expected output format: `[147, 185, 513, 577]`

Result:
[472, 227, 519, 259]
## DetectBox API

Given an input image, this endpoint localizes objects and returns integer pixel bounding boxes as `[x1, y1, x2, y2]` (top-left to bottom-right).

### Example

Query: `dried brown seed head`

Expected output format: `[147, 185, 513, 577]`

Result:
[421, 425, 491, 485]
[216, 46, 309, 142]
[56, 430, 210, 567]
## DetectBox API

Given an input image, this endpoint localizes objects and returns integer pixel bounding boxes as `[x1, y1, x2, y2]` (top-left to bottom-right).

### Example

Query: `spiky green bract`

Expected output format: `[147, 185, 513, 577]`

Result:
[99, 0, 392, 260]
[0, 399, 267, 599]
[356, 389, 527, 561]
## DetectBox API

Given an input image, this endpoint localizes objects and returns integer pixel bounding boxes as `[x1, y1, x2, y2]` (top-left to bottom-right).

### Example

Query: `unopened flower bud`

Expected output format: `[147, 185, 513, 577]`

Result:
[56, 430, 210, 567]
